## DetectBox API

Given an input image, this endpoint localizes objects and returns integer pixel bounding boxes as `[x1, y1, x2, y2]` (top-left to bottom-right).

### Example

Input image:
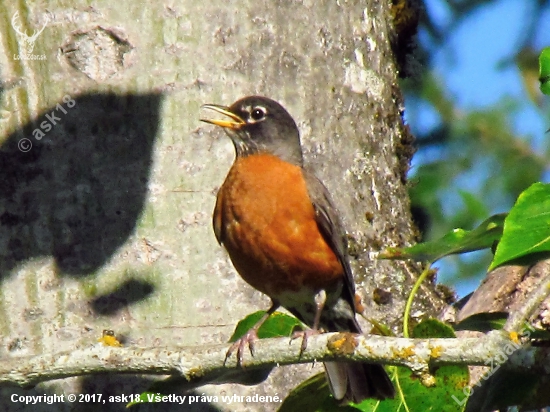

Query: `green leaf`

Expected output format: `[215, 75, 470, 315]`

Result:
[413, 318, 456, 339]
[362, 319, 468, 411]
[380, 214, 506, 263]
[358, 320, 468, 412]
[490, 183, 550, 270]
[283, 319, 469, 412]
[539, 47, 550, 95]
[454, 312, 508, 332]
[361, 319, 469, 412]
[279, 373, 360, 412]
[229, 311, 303, 342]
[358, 364, 468, 412]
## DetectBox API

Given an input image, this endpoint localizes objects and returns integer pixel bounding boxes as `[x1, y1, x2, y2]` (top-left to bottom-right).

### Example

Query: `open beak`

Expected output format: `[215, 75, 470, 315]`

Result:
[200, 104, 246, 129]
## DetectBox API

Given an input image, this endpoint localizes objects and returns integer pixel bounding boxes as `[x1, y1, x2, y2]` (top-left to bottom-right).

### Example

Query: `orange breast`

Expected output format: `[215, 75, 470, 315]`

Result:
[215, 153, 343, 299]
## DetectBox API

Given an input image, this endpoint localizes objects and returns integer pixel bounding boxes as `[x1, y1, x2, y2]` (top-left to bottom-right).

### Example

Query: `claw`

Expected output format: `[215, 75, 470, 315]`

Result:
[225, 301, 279, 367]
[291, 328, 322, 355]
[225, 328, 260, 367]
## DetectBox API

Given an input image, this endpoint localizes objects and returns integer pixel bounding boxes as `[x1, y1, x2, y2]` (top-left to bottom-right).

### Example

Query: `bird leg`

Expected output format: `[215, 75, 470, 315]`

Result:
[225, 300, 279, 366]
[291, 290, 326, 355]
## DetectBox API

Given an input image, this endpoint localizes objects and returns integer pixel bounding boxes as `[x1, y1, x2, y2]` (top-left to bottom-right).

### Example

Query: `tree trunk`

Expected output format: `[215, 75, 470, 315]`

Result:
[0, 1, 445, 410]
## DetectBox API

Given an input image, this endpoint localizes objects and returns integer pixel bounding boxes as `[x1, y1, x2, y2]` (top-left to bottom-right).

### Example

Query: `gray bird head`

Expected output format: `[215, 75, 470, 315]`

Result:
[200, 96, 303, 166]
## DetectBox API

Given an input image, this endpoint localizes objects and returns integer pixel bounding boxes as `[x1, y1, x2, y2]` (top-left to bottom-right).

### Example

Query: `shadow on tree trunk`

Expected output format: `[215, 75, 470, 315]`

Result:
[0, 92, 162, 314]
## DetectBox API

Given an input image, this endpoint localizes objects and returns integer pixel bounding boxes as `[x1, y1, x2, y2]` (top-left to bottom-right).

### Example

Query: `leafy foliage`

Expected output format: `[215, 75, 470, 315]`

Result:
[386, 183, 550, 273]
[406, 1, 550, 288]
[380, 214, 505, 263]
[490, 182, 550, 269]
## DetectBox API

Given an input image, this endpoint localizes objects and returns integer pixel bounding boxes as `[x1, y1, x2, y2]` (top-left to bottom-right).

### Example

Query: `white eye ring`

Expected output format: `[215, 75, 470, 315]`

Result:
[250, 106, 266, 122]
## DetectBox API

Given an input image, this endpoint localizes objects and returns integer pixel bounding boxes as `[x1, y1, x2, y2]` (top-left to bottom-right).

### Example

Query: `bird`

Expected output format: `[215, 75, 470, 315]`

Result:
[200, 95, 395, 403]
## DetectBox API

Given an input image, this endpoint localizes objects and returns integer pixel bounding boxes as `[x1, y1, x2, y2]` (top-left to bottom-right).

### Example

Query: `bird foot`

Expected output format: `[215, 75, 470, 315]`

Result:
[225, 328, 260, 367]
[291, 328, 322, 356]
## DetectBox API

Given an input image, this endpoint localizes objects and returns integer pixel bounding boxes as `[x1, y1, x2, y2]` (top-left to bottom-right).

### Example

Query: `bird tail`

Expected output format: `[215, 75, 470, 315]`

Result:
[324, 361, 395, 404]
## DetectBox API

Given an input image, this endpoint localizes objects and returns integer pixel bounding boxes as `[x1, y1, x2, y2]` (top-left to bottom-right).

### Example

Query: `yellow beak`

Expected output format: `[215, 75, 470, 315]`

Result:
[200, 104, 246, 129]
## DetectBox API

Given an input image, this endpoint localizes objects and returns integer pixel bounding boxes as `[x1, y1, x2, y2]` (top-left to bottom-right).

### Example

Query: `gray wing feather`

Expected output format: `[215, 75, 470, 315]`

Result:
[302, 169, 357, 317]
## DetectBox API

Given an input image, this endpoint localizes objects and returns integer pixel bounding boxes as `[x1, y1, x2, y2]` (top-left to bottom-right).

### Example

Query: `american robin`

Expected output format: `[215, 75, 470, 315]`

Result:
[200, 96, 395, 403]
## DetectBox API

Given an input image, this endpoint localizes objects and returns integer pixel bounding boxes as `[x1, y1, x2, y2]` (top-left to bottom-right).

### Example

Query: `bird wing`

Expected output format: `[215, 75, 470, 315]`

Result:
[302, 169, 358, 320]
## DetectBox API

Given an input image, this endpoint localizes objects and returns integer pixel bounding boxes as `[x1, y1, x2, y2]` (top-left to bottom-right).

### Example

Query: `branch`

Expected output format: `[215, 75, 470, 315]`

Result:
[1, 331, 549, 388]
[504, 266, 550, 332]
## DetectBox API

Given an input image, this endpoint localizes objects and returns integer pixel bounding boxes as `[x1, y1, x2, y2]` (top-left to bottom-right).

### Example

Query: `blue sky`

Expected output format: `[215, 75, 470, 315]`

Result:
[412, 0, 549, 141]
[405, 0, 550, 296]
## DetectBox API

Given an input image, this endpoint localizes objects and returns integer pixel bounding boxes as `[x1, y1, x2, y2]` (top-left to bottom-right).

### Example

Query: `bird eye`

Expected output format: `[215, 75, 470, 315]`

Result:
[251, 107, 266, 121]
